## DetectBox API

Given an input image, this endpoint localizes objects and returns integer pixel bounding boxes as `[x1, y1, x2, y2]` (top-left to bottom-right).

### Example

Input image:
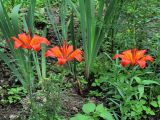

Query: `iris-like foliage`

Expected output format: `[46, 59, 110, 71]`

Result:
[0, 0, 36, 87]
[66, 0, 120, 78]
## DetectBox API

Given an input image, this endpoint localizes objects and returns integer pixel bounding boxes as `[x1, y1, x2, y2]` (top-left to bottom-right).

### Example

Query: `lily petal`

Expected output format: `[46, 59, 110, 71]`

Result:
[46, 46, 62, 58]
[68, 49, 82, 62]
[137, 60, 146, 69]
[121, 59, 131, 67]
[32, 44, 41, 52]
[12, 37, 23, 49]
[30, 35, 50, 52]
[145, 55, 154, 62]
[123, 50, 133, 63]
[40, 38, 50, 46]
[57, 58, 67, 65]
[31, 35, 50, 46]
[66, 45, 73, 57]
[136, 50, 146, 60]
[122, 49, 131, 55]
[18, 33, 30, 46]
[45, 49, 55, 58]
[60, 41, 72, 58]
[112, 54, 124, 59]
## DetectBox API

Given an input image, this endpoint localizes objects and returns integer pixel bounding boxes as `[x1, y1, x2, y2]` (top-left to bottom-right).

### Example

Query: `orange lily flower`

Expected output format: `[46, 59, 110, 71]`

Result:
[45, 41, 83, 65]
[113, 48, 154, 68]
[11, 33, 50, 52]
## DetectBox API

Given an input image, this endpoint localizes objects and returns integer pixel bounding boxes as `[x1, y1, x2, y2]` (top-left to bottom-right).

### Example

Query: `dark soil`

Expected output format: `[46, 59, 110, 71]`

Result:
[61, 89, 86, 118]
[0, 59, 86, 120]
[0, 104, 27, 120]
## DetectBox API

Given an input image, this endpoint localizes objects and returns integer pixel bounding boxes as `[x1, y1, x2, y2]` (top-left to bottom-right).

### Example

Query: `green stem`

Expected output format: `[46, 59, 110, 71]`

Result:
[41, 44, 46, 79]
[32, 51, 42, 81]
[28, 84, 34, 118]
[86, 64, 90, 81]
[27, 50, 36, 119]
[71, 10, 77, 81]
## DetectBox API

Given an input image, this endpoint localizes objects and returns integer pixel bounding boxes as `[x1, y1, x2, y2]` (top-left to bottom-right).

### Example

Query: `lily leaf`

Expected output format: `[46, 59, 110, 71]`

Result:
[141, 80, 160, 85]
[138, 85, 144, 99]
[70, 114, 93, 120]
[150, 101, 158, 108]
[82, 103, 96, 114]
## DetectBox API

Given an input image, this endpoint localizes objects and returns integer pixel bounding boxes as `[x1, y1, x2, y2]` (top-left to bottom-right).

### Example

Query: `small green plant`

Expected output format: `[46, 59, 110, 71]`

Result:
[70, 102, 114, 120]
[149, 95, 160, 110]
[7, 86, 27, 104]
[86, 53, 160, 119]
[29, 73, 64, 120]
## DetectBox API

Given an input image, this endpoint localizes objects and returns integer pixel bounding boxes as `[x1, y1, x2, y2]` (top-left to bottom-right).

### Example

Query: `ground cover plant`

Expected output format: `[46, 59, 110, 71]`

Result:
[0, 0, 160, 120]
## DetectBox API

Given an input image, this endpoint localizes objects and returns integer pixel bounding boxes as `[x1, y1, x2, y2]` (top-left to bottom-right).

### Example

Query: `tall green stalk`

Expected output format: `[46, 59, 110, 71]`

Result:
[0, 1, 27, 87]
[70, 10, 77, 80]
[0, 0, 37, 119]
[67, 0, 120, 79]
[45, 0, 62, 44]
[46, 0, 77, 76]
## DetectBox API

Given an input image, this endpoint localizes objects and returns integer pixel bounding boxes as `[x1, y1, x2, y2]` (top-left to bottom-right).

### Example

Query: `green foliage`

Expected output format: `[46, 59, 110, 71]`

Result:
[0, 0, 159, 120]
[87, 55, 160, 119]
[0, 86, 26, 104]
[67, 0, 121, 78]
[7, 86, 27, 104]
[113, 0, 160, 50]
[0, 0, 50, 119]
[82, 103, 96, 114]
[70, 102, 114, 120]
[29, 73, 64, 120]
[46, 0, 69, 43]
